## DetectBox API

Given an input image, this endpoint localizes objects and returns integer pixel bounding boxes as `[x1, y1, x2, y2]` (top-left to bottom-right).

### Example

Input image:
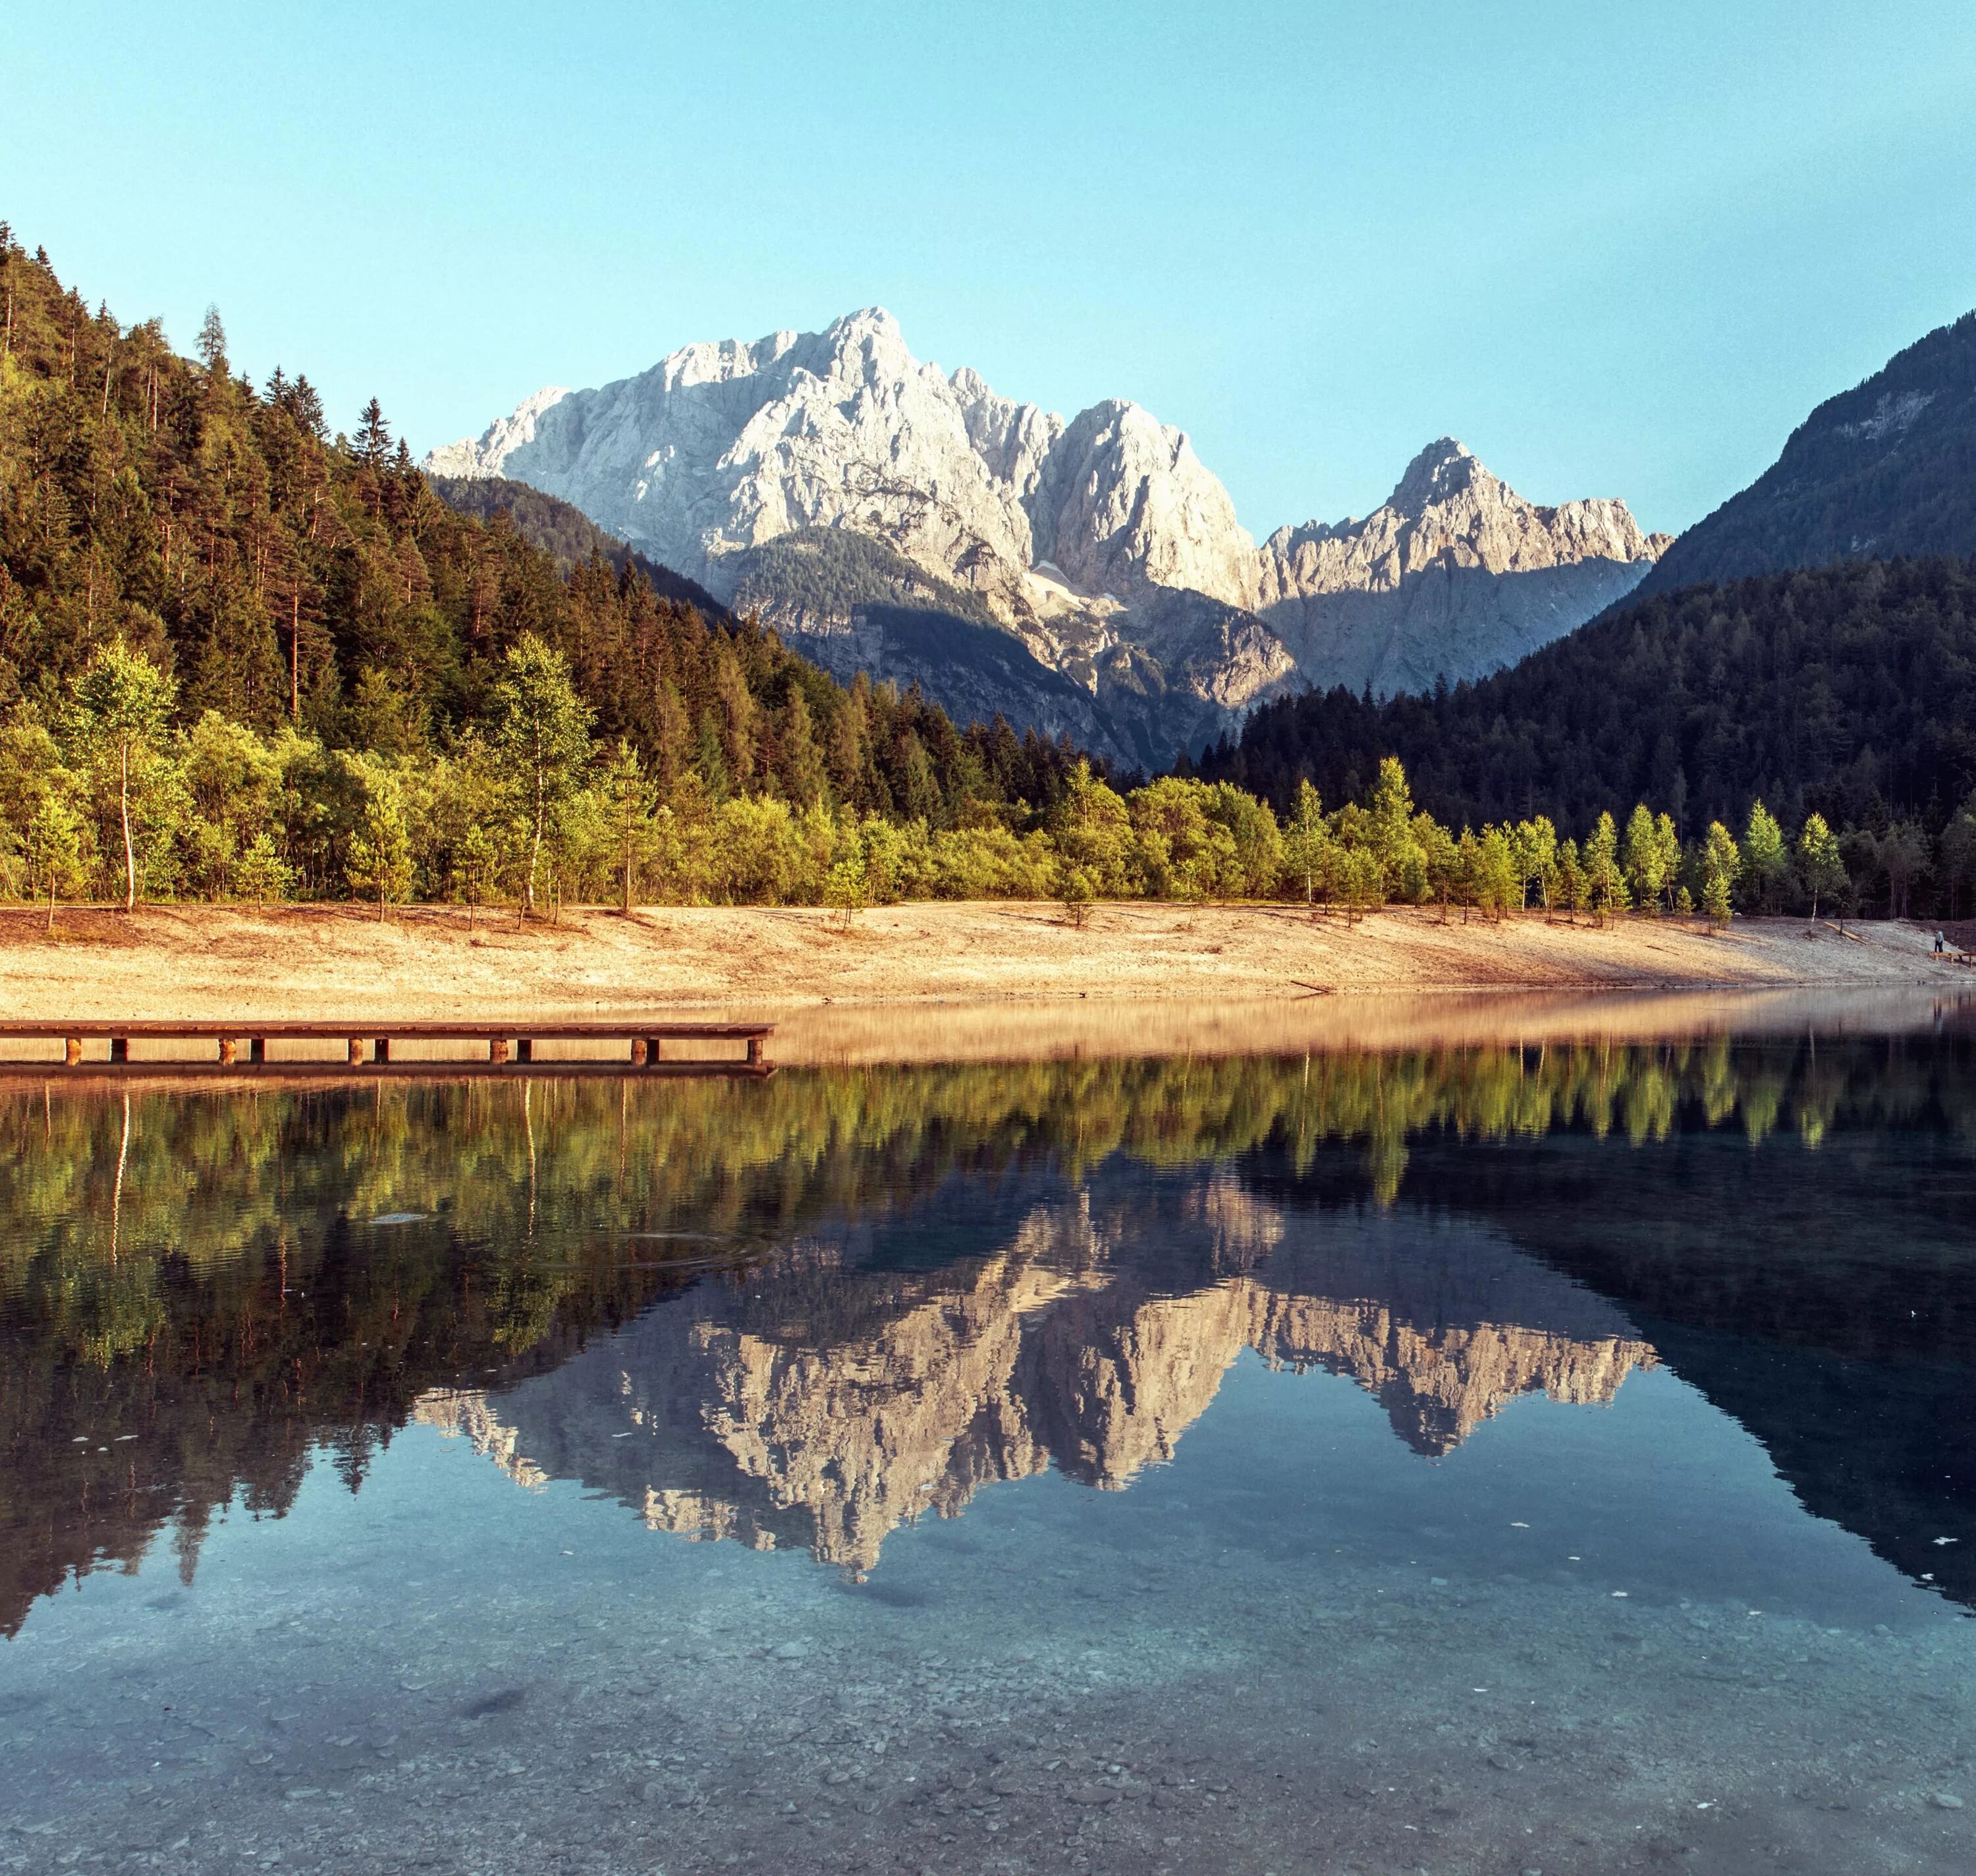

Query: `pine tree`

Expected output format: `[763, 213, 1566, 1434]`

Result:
[1556, 839, 1585, 921]
[1366, 756, 1426, 902]
[196, 305, 228, 376]
[1653, 813, 1682, 915]
[233, 831, 294, 910]
[1621, 804, 1664, 912]
[713, 644, 757, 792]
[599, 740, 656, 913]
[1702, 822, 1740, 926]
[779, 687, 827, 805]
[1939, 794, 1976, 919]
[354, 397, 391, 471]
[1583, 812, 1630, 923]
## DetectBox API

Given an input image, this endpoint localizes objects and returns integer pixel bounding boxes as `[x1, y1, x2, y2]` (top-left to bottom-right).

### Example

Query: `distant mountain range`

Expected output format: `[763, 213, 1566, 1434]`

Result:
[428, 311, 1666, 763]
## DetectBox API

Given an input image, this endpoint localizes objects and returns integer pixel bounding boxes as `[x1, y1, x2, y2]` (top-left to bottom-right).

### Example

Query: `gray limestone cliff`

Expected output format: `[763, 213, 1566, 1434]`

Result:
[431, 314, 1663, 753]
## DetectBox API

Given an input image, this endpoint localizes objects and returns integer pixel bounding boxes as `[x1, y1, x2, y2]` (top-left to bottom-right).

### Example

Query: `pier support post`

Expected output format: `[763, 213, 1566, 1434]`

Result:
[65, 1037, 82, 1067]
[630, 1037, 648, 1066]
[516, 1037, 534, 1064]
[109, 1037, 128, 1064]
[373, 1037, 391, 1064]
[645, 1036, 663, 1066]
[489, 1037, 509, 1064]
[347, 1037, 363, 1066]
[746, 1035, 763, 1066]
[250, 1037, 266, 1064]
[218, 1037, 237, 1066]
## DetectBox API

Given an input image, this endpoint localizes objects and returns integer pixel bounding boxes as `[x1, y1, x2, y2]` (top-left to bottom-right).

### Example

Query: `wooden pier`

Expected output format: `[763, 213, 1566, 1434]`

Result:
[0, 1020, 774, 1078]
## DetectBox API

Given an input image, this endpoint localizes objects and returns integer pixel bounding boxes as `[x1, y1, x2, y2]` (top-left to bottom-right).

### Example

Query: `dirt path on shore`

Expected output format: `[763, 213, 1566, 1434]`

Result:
[1, 900, 1969, 1035]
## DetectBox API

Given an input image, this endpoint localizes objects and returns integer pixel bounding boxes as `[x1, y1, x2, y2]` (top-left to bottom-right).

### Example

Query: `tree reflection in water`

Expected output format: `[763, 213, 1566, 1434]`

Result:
[4, 1031, 1975, 1633]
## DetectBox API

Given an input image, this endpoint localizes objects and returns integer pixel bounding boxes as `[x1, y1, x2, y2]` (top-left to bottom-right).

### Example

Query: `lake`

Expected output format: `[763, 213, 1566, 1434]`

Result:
[3, 1002, 1975, 1873]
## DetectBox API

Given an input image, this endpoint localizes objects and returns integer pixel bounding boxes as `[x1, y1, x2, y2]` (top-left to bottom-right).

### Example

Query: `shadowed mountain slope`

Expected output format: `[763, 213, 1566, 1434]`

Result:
[1638, 310, 1976, 598]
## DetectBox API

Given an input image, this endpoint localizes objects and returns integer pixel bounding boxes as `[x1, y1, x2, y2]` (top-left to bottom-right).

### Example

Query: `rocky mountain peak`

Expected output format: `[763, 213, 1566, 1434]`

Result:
[1255, 438, 1666, 697]
[428, 308, 1665, 747]
[1388, 436, 1486, 514]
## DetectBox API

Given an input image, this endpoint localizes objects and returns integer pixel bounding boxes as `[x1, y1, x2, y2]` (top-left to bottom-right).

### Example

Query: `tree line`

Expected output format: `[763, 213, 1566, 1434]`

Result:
[1195, 556, 1976, 920]
[7, 620, 1923, 929]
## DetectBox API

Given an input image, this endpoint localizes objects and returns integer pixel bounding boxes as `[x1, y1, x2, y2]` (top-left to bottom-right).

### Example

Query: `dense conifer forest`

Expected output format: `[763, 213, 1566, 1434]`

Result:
[427, 473, 730, 616]
[1196, 557, 1976, 918]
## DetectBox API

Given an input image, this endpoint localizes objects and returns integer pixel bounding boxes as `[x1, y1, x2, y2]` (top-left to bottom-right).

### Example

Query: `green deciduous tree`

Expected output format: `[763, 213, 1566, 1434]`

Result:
[1515, 816, 1558, 913]
[825, 855, 867, 931]
[69, 638, 177, 911]
[1477, 825, 1520, 920]
[1740, 801, 1788, 914]
[1796, 812, 1846, 922]
[1049, 761, 1134, 897]
[346, 761, 412, 920]
[25, 791, 88, 933]
[1280, 779, 1329, 904]
[491, 634, 593, 916]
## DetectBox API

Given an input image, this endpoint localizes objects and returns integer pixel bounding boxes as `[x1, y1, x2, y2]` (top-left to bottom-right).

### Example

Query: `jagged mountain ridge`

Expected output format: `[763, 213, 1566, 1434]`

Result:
[429, 311, 1666, 758]
[1636, 308, 1976, 599]
[1259, 439, 1672, 698]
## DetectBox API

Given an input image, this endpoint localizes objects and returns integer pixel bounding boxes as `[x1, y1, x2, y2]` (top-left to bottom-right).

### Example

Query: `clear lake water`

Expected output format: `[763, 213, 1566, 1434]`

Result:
[3, 1012, 1975, 1873]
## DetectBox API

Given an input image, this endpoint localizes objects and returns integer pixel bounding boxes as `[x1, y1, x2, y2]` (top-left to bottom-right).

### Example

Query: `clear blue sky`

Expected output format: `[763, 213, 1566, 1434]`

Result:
[7, 1, 1973, 537]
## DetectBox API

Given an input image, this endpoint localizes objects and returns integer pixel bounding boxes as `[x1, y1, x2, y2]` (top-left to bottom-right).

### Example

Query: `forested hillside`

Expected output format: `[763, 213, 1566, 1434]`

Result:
[1635, 310, 1976, 597]
[428, 473, 730, 619]
[6, 225, 1971, 925]
[0, 228, 1109, 908]
[1197, 558, 1976, 915]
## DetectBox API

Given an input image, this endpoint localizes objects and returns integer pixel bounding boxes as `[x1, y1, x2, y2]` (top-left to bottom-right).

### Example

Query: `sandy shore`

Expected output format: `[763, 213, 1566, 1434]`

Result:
[2, 901, 1972, 1066]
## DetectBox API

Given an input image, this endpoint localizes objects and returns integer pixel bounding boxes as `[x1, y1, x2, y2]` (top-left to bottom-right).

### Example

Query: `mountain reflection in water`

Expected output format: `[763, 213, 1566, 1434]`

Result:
[3, 1033, 1975, 1635]
[412, 1193, 1650, 1577]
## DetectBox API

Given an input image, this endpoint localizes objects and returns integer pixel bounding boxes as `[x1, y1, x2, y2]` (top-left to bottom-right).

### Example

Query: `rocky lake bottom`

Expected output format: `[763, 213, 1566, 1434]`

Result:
[3, 1023, 1974, 1873]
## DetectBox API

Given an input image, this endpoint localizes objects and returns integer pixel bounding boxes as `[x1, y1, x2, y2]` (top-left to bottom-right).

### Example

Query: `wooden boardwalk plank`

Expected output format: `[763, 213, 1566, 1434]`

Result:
[0, 1018, 775, 1074]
